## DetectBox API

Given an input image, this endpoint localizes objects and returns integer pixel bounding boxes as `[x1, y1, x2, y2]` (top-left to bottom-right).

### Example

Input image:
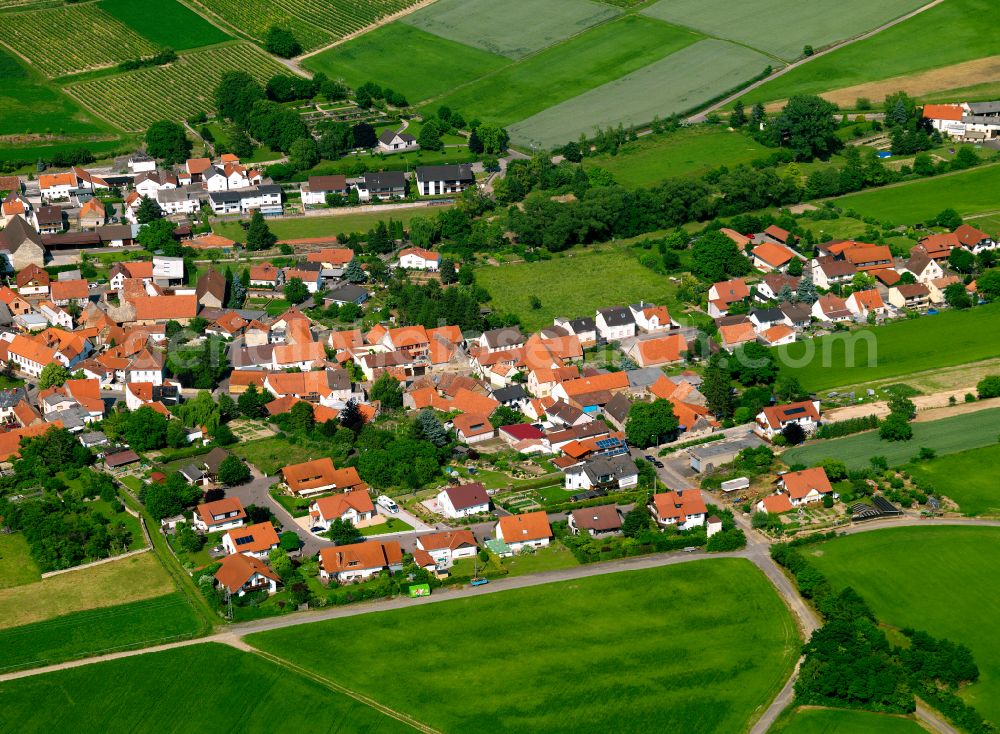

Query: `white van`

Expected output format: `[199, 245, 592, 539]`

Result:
[377, 495, 399, 513]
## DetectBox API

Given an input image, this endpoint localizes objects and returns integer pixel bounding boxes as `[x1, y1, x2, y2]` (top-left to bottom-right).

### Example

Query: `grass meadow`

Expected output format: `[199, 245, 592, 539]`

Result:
[834, 164, 1000, 224]
[0, 593, 203, 673]
[0, 643, 413, 733]
[427, 15, 701, 127]
[775, 301, 1000, 392]
[906, 444, 1000, 516]
[0, 533, 40, 588]
[808, 527, 1000, 722]
[773, 707, 927, 734]
[475, 246, 679, 331]
[403, 0, 619, 59]
[0, 551, 174, 629]
[743, 0, 996, 104]
[641, 0, 925, 62]
[97, 0, 231, 50]
[509, 39, 773, 147]
[584, 127, 771, 187]
[303, 24, 508, 105]
[782, 407, 1000, 470]
[248, 559, 799, 734]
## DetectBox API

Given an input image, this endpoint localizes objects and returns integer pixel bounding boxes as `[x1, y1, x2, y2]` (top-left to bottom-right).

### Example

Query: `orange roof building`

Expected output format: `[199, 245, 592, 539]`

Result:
[282, 457, 366, 496]
[319, 540, 403, 583]
[222, 522, 280, 558]
[495, 511, 552, 551]
[650, 489, 707, 529]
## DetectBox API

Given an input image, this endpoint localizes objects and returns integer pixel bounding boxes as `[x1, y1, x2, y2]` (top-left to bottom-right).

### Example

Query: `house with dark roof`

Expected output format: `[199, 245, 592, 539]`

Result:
[359, 171, 406, 201]
[595, 306, 636, 341]
[416, 164, 474, 196]
[301, 175, 349, 206]
[196, 269, 227, 309]
[436, 483, 491, 519]
[0, 216, 48, 269]
[564, 455, 638, 491]
[378, 130, 417, 152]
[552, 316, 597, 344]
[568, 504, 622, 537]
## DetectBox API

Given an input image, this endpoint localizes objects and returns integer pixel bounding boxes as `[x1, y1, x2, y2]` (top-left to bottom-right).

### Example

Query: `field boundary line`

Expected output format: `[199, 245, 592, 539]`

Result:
[177, 0, 257, 44]
[40, 546, 150, 579]
[250, 648, 439, 733]
[296, 0, 440, 63]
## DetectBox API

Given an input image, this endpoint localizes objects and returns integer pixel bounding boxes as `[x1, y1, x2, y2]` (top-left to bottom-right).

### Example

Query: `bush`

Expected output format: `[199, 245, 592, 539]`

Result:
[976, 375, 1000, 399]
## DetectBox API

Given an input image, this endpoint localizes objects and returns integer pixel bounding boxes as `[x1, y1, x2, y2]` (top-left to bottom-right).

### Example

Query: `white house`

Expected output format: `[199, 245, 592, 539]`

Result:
[192, 497, 246, 532]
[415, 164, 474, 197]
[221, 522, 280, 560]
[564, 455, 639, 491]
[414, 530, 477, 568]
[152, 255, 184, 285]
[629, 302, 676, 332]
[649, 490, 707, 530]
[127, 153, 156, 174]
[397, 247, 441, 271]
[595, 306, 636, 341]
[495, 511, 552, 555]
[378, 130, 417, 152]
[300, 175, 348, 206]
[755, 400, 821, 440]
[436, 483, 491, 519]
[308, 490, 376, 532]
[779, 467, 833, 507]
[319, 541, 403, 584]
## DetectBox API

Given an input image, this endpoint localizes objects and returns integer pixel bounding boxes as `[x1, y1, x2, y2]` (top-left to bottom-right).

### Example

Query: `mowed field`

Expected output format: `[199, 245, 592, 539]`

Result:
[476, 247, 679, 331]
[402, 0, 619, 59]
[303, 24, 508, 104]
[782, 407, 1000, 470]
[0, 533, 40, 588]
[584, 127, 771, 187]
[834, 164, 1000, 224]
[508, 40, 773, 147]
[641, 0, 925, 62]
[775, 302, 1000, 392]
[248, 560, 799, 734]
[743, 0, 996, 104]
[808, 527, 1000, 722]
[1, 3, 159, 77]
[907, 444, 1000, 516]
[0, 643, 413, 733]
[65, 43, 288, 131]
[428, 15, 700, 127]
[773, 707, 927, 734]
[97, 0, 231, 50]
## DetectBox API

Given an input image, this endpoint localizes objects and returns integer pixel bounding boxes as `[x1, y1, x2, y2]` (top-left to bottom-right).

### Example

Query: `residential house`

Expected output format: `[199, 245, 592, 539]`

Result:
[282, 457, 366, 497]
[756, 273, 800, 301]
[707, 278, 750, 318]
[15, 264, 49, 297]
[843, 244, 893, 274]
[567, 505, 622, 537]
[595, 306, 636, 341]
[625, 333, 687, 367]
[629, 302, 676, 332]
[358, 171, 406, 201]
[0, 217, 49, 270]
[416, 164, 474, 196]
[552, 316, 597, 345]
[779, 301, 812, 329]
[649, 489, 707, 530]
[49, 279, 90, 308]
[437, 483, 491, 518]
[756, 493, 794, 514]
[152, 256, 184, 286]
[451, 413, 495, 444]
[34, 205, 63, 235]
[319, 540, 403, 583]
[78, 198, 105, 228]
[214, 553, 280, 597]
[811, 293, 853, 323]
[900, 251, 944, 284]
[192, 497, 247, 532]
[415, 530, 477, 568]
[751, 242, 798, 273]
[888, 283, 931, 311]
[249, 262, 283, 289]
[779, 467, 833, 506]
[954, 223, 996, 253]
[845, 289, 888, 320]
[301, 175, 349, 206]
[308, 490, 376, 532]
[758, 324, 796, 347]
[282, 267, 322, 294]
[196, 269, 227, 309]
[397, 247, 440, 270]
[324, 282, 369, 306]
[156, 187, 201, 215]
[718, 321, 757, 352]
[755, 400, 822, 440]
[222, 522, 280, 559]
[928, 275, 962, 305]
[130, 295, 198, 325]
[378, 130, 417, 152]
[495, 511, 552, 555]
[564, 454, 639, 491]
[811, 256, 856, 289]
[749, 307, 787, 333]
[720, 227, 751, 250]
[917, 233, 958, 261]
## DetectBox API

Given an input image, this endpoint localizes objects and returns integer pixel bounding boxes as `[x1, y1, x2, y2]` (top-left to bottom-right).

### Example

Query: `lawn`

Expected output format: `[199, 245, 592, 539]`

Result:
[0, 533, 40, 588]
[302, 146, 477, 177]
[0, 551, 174, 629]
[808, 527, 1000, 722]
[97, 0, 231, 50]
[584, 127, 771, 187]
[214, 206, 452, 243]
[500, 542, 579, 576]
[742, 0, 996, 104]
[782, 407, 1000, 470]
[509, 39, 774, 147]
[906, 443, 1000, 516]
[475, 245, 679, 331]
[248, 559, 799, 734]
[642, 0, 924, 62]
[773, 707, 926, 734]
[0, 593, 203, 674]
[429, 15, 701, 128]
[834, 163, 1000, 224]
[233, 436, 341, 476]
[775, 301, 1000, 392]
[403, 0, 620, 59]
[303, 23, 508, 105]
[360, 517, 414, 535]
[0, 643, 413, 733]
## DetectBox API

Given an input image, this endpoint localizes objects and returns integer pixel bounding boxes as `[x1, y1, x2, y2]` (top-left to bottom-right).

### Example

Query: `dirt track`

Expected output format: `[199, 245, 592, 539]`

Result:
[824, 391, 1000, 423]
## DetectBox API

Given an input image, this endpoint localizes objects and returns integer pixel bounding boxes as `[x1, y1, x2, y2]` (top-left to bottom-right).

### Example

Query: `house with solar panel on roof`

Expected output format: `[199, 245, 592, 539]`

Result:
[754, 400, 822, 441]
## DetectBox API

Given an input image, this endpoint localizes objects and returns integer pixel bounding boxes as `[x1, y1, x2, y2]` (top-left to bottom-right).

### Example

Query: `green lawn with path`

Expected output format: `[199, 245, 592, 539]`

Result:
[0, 643, 413, 733]
[360, 517, 413, 535]
[248, 558, 799, 734]
[773, 707, 926, 733]
[906, 443, 1000, 516]
[783, 407, 1000, 470]
[808, 526, 1000, 722]
[475, 245, 679, 331]
[775, 302, 1000, 393]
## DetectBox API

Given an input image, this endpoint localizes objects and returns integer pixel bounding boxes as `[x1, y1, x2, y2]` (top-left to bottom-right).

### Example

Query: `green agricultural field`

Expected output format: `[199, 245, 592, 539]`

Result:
[773, 707, 926, 734]
[476, 246, 679, 331]
[808, 527, 1000, 722]
[214, 206, 451, 244]
[3, 3, 159, 77]
[584, 127, 771, 187]
[97, 0, 231, 50]
[65, 42, 288, 131]
[249, 559, 799, 734]
[0, 533, 40, 588]
[0, 552, 174, 629]
[775, 301, 1000, 392]
[642, 0, 924, 62]
[509, 39, 773, 148]
[0, 643, 413, 733]
[403, 0, 619, 59]
[782, 407, 1000, 470]
[834, 164, 1000, 224]
[429, 15, 700, 128]
[0, 593, 203, 673]
[907, 444, 1000, 516]
[303, 24, 508, 105]
[743, 0, 996, 104]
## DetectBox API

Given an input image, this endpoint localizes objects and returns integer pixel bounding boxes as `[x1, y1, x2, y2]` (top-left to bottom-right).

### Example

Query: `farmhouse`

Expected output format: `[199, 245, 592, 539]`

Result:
[437, 482, 491, 518]
[649, 489, 707, 530]
[416, 164, 474, 196]
[319, 540, 403, 584]
[755, 400, 821, 440]
[779, 467, 833, 506]
[495, 511, 552, 555]
[214, 553, 280, 597]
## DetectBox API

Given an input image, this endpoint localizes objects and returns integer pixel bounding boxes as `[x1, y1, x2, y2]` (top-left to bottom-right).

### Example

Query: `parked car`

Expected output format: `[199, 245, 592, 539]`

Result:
[470, 578, 489, 586]
[653, 460, 664, 468]
[643, 455, 655, 462]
